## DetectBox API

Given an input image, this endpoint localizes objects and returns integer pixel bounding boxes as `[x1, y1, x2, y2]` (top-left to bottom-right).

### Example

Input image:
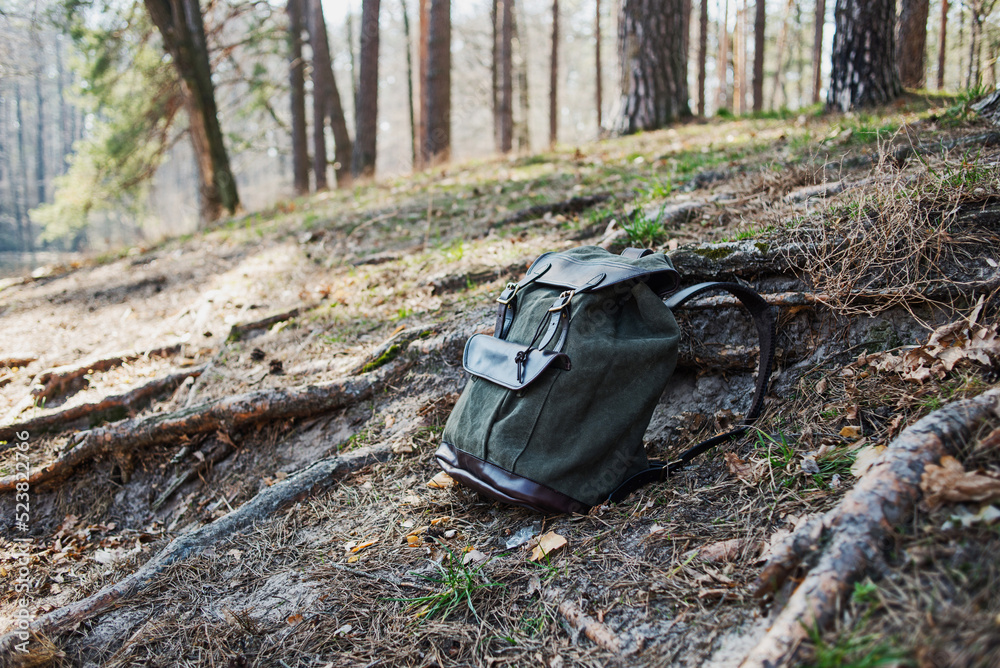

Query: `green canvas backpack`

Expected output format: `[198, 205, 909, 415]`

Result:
[435, 245, 775, 514]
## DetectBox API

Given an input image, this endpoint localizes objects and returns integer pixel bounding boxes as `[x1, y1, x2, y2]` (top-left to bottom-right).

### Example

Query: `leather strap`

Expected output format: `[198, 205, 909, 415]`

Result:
[620, 247, 654, 259]
[607, 282, 776, 504]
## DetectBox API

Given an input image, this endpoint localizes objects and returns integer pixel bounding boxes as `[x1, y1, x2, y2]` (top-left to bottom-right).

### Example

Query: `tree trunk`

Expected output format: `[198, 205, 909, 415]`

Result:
[937, 0, 949, 89]
[352, 0, 380, 179]
[422, 0, 450, 166]
[287, 0, 309, 195]
[513, 5, 531, 151]
[697, 0, 708, 115]
[144, 0, 240, 224]
[615, 0, 691, 134]
[402, 0, 417, 169]
[734, 3, 747, 113]
[34, 55, 46, 207]
[15, 83, 32, 253]
[549, 0, 558, 149]
[308, 0, 353, 189]
[812, 0, 825, 104]
[417, 0, 428, 168]
[499, 0, 513, 153]
[55, 34, 70, 173]
[718, 0, 730, 112]
[768, 0, 796, 109]
[898, 0, 930, 89]
[492, 0, 500, 148]
[752, 0, 765, 111]
[827, 0, 902, 112]
[596, 0, 603, 129]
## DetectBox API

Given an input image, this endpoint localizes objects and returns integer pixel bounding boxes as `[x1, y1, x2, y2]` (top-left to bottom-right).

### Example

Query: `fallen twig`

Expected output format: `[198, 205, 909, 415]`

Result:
[740, 388, 1000, 668]
[0, 366, 205, 447]
[0, 360, 411, 493]
[0, 444, 391, 653]
[227, 303, 319, 341]
[542, 588, 623, 654]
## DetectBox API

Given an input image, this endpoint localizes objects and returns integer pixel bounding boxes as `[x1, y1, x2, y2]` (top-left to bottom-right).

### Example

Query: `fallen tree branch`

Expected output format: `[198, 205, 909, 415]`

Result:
[0, 444, 391, 652]
[493, 194, 612, 228]
[0, 366, 205, 447]
[0, 360, 411, 493]
[740, 388, 1000, 668]
[542, 588, 623, 654]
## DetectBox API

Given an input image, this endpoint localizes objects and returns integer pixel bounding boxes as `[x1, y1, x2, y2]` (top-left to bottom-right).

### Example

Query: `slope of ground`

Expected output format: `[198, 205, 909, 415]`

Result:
[1, 94, 1000, 667]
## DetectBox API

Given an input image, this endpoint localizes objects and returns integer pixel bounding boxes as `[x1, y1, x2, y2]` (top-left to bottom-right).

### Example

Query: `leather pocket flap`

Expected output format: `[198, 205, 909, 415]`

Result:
[463, 334, 571, 390]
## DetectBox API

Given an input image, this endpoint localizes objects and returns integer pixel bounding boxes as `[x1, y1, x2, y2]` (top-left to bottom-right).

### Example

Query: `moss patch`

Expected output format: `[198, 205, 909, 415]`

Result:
[692, 246, 736, 260]
[360, 344, 402, 374]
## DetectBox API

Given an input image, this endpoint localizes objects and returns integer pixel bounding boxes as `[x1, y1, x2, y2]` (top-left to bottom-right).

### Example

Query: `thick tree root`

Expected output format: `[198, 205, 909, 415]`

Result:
[349, 326, 435, 375]
[0, 366, 205, 447]
[227, 303, 319, 341]
[740, 388, 1000, 668]
[29, 345, 182, 404]
[150, 435, 234, 511]
[493, 194, 612, 227]
[0, 444, 391, 654]
[0, 356, 38, 369]
[0, 361, 410, 493]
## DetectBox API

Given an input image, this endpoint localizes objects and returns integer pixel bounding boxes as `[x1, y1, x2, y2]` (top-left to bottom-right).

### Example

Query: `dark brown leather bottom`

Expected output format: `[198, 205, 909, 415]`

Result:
[435, 441, 589, 515]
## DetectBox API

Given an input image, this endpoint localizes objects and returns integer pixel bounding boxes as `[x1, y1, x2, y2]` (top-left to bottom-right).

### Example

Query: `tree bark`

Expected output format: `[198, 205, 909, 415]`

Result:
[811, 0, 825, 104]
[768, 0, 796, 109]
[615, 0, 691, 134]
[401, 0, 417, 169]
[596, 0, 603, 128]
[752, 0, 766, 111]
[549, 0, 558, 149]
[34, 53, 46, 207]
[498, 0, 513, 153]
[14, 82, 33, 253]
[308, 0, 330, 191]
[422, 0, 450, 166]
[827, 0, 902, 112]
[697, 0, 708, 116]
[352, 0, 380, 180]
[144, 0, 240, 224]
[734, 2, 747, 113]
[417, 0, 428, 168]
[718, 0, 730, 112]
[313, 0, 354, 188]
[513, 5, 531, 151]
[287, 0, 309, 195]
[937, 0, 949, 89]
[898, 0, 930, 89]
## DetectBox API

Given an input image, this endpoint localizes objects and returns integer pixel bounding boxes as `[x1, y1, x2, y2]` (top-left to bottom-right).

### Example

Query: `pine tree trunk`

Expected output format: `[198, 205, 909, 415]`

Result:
[513, 5, 531, 151]
[753, 0, 766, 111]
[287, 0, 309, 195]
[938, 0, 949, 89]
[898, 0, 930, 89]
[718, 0, 730, 112]
[596, 0, 603, 129]
[418, 0, 428, 168]
[352, 0, 380, 179]
[827, 0, 901, 111]
[549, 0, 558, 149]
[422, 0, 450, 166]
[492, 0, 500, 148]
[499, 0, 513, 153]
[309, 0, 353, 189]
[812, 0, 825, 104]
[15, 83, 33, 253]
[734, 3, 747, 114]
[144, 0, 240, 224]
[55, 34, 70, 173]
[768, 0, 795, 109]
[615, 0, 691, 134]
[34, 56, 46, 207]
[697, 0, 708, 116]
[402, 0, 417, 169]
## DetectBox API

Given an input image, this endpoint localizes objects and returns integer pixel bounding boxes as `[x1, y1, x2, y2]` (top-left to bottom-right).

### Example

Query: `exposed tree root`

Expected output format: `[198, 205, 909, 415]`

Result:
[0, 444, 391, 654]
[493, 194, 612, 227]
[349, 326, 435, 375]
[227, 303, 319, 341]
[542, 588, 623, 654]
[0, 356, 38, 369]
[0, 366, 205, 447]
[740, 388, 1000, 668]
[150, 434, 234, 511]
[29, 345, 182, 404]
[0, 360, 411, 493]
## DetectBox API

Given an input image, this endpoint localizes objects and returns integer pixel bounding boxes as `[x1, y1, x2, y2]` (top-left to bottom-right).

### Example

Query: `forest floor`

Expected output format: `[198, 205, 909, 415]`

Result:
[2, 92, 1000, 667]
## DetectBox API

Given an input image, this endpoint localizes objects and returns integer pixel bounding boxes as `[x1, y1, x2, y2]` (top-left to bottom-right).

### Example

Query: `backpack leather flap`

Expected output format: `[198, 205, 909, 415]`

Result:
[525, 251, 680, 296]
[463, 334, 571, 391]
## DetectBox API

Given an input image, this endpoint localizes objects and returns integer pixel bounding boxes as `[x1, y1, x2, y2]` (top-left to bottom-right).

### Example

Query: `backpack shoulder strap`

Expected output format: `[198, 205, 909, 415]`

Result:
[607, 282, 776, 504]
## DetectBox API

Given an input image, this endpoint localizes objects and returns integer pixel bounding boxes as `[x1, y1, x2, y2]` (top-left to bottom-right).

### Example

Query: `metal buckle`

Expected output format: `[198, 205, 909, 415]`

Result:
[496, 282, 519, 305]
[548, 290, 576, 312]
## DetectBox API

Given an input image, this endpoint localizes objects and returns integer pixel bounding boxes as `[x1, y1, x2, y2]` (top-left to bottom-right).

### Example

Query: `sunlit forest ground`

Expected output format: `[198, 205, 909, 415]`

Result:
[2, 94, 1000, 667]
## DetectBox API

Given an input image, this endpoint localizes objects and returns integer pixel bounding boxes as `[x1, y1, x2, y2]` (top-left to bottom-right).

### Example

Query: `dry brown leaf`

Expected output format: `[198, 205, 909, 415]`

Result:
[286, 613, 304, 625]
[351, 539, 378, 553]
[851, 444, 886, 477]
[724, 452, 755, 481]
[921, 455, 1000, 509]
[979, 427, 1000, 450]
[529, 531, 567, 561]
[426, 472, 455, 489]
[687, 537, 759, 563]
[840, 425, 862, 439]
